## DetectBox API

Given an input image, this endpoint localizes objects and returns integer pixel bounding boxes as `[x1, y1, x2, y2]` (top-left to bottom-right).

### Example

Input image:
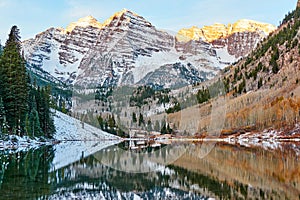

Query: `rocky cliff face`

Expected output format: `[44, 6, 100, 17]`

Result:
[75, 9, 175, 87]
[177, 19, 276, 60]
[23, 16, 102, 84]
[212, 31, 262, 59]
[23, 9, 275, 88]
[298, 0, 300, 8]
[177, 19, 275, 43]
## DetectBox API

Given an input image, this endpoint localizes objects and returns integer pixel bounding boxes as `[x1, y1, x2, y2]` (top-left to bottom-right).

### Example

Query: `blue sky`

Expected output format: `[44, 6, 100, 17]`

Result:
[0, 0, 297, 43]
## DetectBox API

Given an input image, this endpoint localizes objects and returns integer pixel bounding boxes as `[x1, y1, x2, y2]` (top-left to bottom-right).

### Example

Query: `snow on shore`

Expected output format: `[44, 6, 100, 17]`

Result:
[0, 135, 51, 152]
[51, 111, 123, 170]
[53, 110, 120, 141]
[223, 125, 300, 154]
[0, 110, 121, 151]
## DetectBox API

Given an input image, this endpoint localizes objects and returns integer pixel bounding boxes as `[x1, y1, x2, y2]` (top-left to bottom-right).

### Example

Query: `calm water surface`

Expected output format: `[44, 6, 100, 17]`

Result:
[0, 140, 299, 200]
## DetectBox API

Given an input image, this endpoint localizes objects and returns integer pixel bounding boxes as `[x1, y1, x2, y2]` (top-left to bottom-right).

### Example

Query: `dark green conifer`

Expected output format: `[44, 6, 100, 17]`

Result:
[0, 98, 6, 134]
[132, 112, 137, 123]
[28, 96, 42, 137]
[138, 113, 144, 126]
[0, 26, 55, 137]
[0, 26, 28, 134]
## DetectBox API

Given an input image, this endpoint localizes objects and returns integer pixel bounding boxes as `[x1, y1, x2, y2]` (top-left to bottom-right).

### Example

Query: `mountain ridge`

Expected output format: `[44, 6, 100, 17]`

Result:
[23, 9, 275, 88]
[168, 6, 300, 134]
[176, 19, 276, 43]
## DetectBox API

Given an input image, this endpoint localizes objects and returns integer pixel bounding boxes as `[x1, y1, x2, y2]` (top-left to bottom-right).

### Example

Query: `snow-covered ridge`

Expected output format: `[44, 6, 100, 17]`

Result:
[23, 9, 274, 88]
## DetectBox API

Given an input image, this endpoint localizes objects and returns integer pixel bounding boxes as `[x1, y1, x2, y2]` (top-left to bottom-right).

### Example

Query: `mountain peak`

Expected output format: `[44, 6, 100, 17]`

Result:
[102, 8, 144, 27]
[65, 15, 102, 33]
[177, 19, 276, 42]
[114, 8, 138, 16]
[79, 15, 98, 22]
[231, 19, 276, 36]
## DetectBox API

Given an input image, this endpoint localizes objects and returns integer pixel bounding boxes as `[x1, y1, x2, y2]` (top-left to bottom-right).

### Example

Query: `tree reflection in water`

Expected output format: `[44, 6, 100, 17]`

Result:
[0, 141, 299, 199]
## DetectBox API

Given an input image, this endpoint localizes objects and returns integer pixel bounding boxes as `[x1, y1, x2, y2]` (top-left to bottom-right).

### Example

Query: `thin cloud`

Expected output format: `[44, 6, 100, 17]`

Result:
[0, 0, 9, 8]
[63, 0, 116, 23]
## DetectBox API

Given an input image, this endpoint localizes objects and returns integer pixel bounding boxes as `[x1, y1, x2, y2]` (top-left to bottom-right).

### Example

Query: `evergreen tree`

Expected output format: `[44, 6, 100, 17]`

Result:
[28, 96, 42, 137]
[132, 112, 137, 123]
[138, 113, 144, 126]
[98, 115, 104, 130]
[160, 123, 172, 134]
[25, 113, 30, 136]
[60, 100, 67, 114]
[167, 124, 173, 134]
[0, 26, 55, 138]
[0, 42, 3, 55]
[0, 26, 28, 134]
[154, 120, 160, 132]
[0, 98, 6, 134]
[147, 119, 152, 131]
[29, 108, 41, 137]
[108, 115, 116, 130]
[104, 121, 108, 131]
[258, 77, 263, 89]
[37, 86, 55, 138]
[161, 123, 167, 134]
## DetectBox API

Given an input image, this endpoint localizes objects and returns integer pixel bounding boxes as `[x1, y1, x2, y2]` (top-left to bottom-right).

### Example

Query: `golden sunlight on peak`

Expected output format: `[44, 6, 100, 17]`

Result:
[231, 19, 276, 35]
[176, 19, 276, 43]
[102, 8, 139, 27]
[64, 15, 102, 33]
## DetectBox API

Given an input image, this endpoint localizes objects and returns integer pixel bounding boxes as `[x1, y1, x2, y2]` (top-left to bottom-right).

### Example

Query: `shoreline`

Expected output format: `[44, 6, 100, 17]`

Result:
[1, 125, 299, 151]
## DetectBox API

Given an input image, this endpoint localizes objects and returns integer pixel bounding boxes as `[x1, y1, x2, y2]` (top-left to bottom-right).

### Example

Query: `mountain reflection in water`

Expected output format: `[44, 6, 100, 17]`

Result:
[0, 141, 299, 199]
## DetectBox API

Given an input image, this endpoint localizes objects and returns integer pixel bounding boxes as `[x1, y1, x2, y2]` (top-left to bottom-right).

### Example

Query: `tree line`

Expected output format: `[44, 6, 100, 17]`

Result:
[0, 26, 55, 138]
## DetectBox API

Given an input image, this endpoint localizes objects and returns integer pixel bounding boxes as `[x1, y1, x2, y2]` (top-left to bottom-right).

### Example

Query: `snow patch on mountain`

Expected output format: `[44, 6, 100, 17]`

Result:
[133, 50, 180, 83]
[41, 40, 84, 83]
[215, 46, 238, 64]
[133, 46, 222, 84]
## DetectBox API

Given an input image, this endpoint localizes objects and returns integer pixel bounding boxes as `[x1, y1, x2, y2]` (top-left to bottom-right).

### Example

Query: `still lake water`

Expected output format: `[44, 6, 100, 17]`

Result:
[0, 140, 299, 200]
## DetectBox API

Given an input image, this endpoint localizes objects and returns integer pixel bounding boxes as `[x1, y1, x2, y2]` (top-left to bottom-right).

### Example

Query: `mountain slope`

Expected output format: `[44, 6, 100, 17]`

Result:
[168, 7, 300, 134]
[23, 9, 275, 89]
[74, 9, 175, 87]
[23, 21, 102, 84]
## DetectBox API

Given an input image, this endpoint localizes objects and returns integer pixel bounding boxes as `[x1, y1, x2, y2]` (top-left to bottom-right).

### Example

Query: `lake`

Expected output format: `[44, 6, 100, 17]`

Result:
[0, 140, 299, 200]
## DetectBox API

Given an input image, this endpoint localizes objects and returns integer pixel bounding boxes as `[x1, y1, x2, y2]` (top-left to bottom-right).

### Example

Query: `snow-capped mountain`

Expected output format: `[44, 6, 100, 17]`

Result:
[23, 16, 102, 84]
[75, 9, 175, 87]
[23, 9, 275, 88]
[177, 19, 276, 63]
[177, 19, 275, 43]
